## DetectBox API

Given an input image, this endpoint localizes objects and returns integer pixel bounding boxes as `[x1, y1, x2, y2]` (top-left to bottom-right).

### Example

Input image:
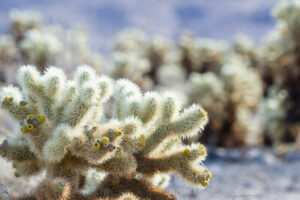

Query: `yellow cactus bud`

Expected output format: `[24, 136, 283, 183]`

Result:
[19, 100, 27, 106]
[206, 172, 212, 179]
[200, 109, 208, 120]
[140, 140, 145, 147]
[54, 181, 65, 193]
[21, 126, 27, 133]
[114, 130, 122, 136]
[36, 115, 46, 124]
[93, 141, 100, 150]
[175, 137, 180, 142]
[199, 144, 207, 156]
[3, 96, 13, 103]
[183, 149, 190, 157]
[27, 114, 34, 120]
[102, 137, 109, 143]
[14, 172, 20, 178]
[202, 180, 209, 187]
[140, 134, 146, 147]
[26, 124, 35, 132]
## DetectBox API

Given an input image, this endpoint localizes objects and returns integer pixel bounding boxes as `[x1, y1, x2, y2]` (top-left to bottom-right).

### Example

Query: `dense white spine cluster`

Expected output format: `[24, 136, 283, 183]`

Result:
[0, 65, 210, 200]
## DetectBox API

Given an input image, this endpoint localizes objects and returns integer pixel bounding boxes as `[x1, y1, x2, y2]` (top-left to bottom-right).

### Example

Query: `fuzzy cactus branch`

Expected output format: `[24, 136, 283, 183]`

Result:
[0, 65, 211, 200]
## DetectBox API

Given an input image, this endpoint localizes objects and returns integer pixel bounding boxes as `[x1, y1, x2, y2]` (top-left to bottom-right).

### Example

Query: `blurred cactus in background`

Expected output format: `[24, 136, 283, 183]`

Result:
[110, 29, 175, 91]
[106, 1, 300, 149]
[110, 29, 152, 90]
[187, 56, 263, 147]
[0, 10, 102, 83]
[109, 29, 264, 148]
[177, 33, 227, 75]
[231, 34, 260, 68]
[259, 0, 300, 149]
[0, 65, 210, 200]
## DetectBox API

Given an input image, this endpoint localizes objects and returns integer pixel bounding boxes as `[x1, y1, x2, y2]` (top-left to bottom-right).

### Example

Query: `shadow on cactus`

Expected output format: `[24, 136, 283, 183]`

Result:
[0, 65, 210, 200]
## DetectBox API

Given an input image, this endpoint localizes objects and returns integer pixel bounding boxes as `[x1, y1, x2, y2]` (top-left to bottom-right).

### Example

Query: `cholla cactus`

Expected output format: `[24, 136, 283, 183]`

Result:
[0, 35, 18, 83]
[9, 10, 42, 40]
[0, 35, 18, 65]
[259, 87, 288, 146]
[111, 52, 152, 91]
[112, 29, 148, 53]
[20, 29, 63, 69]
[175, 34, 263, 147]
[56, 28, 103, 74]
[0, 10, 102, 81]
[178, 33, 227, 75]
[259, 0, 300, 146]
[0, 65, 210, 200]
[110, 29, 175, 90]
[111, 30, 227, 89]
[187, 56, 263, 147]
[110, 29, 264, 147]
[231, 34, 260, 68]
[110, 29, 152, 90]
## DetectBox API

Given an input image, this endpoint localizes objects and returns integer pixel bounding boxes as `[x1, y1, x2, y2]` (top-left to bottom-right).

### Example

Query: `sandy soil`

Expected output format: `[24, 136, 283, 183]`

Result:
[168, 148, 300, 200]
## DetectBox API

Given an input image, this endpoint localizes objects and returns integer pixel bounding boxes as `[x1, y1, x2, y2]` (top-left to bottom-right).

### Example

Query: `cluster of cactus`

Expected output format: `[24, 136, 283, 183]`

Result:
[177, 33, 227, 75]
[110, 28, 263, 148]
[108, 1, 300, 149]
[0, 1, 299, 152]
[258, 0, 300, 148]
[0, 65, 210, 199]
[0, 10, 102, 83]
[177, 35, 263, 147]
[186, 56, 263, 147]
[110, 29, 175, 91]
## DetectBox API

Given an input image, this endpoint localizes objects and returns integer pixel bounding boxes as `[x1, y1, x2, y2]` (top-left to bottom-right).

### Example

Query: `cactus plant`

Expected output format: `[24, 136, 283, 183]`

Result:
[0, 10, 102, 84]
[259, 0, 300, 147]
[186, 56, 263, 147]
[0, 65, 210, 200]
[109, 29, 264, 148]
[110, 29, 174, 91]
[178, 33, 227, 76]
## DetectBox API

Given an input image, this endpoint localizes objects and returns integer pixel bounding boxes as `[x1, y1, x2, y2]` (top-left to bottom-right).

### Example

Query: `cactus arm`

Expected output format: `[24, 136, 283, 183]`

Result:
[141, 105, 208, 155]
[136, 144, 210, 187]
[0, 140, 35, 162]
